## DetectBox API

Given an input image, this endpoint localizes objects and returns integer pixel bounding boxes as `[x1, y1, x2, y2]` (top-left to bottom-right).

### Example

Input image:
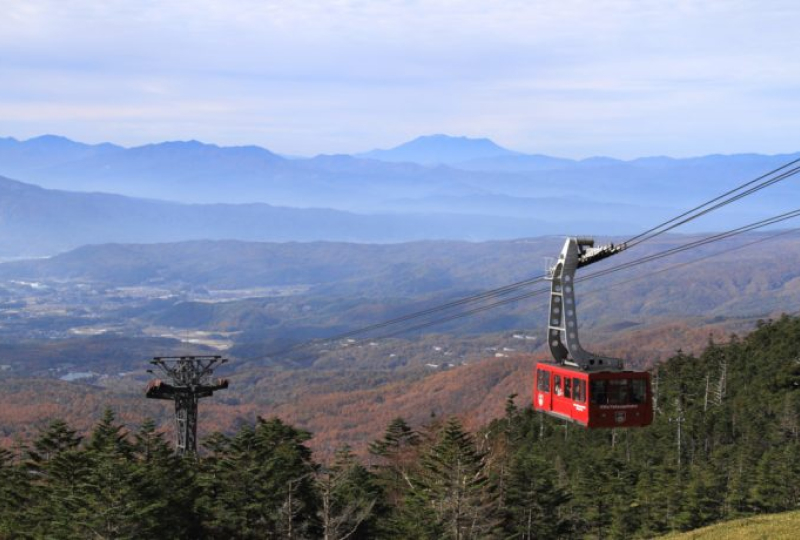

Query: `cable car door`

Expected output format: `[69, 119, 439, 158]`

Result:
[535, 365, 552, 412]
[551, 372, 572, 418]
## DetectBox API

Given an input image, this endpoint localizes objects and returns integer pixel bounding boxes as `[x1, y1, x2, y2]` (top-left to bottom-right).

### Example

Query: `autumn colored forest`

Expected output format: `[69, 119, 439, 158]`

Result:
[2, 233, 798, 459]
[0, 313, 769, 458]
[1, 314, 799, 539]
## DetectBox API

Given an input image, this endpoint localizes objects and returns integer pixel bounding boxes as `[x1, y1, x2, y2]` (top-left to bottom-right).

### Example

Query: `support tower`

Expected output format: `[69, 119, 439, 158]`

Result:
[146, 355, 229, 455]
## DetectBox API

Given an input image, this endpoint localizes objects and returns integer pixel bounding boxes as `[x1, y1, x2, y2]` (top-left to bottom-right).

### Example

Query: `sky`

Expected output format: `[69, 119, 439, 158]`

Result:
[1, 0, 799, 158]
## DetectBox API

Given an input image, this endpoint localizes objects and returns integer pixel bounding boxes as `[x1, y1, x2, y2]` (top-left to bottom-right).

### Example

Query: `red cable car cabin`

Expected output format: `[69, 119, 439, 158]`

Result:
[534, 237, 654, 429]
[533, 362, 653, 428]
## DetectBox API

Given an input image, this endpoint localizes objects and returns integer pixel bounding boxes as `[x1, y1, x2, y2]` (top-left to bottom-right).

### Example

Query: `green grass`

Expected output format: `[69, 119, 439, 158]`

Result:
[658, 511, 800, 540]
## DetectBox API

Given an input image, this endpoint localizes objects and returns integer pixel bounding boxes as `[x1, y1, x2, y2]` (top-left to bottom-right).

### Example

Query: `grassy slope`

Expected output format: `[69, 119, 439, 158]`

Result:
[659, 510, 800, 540]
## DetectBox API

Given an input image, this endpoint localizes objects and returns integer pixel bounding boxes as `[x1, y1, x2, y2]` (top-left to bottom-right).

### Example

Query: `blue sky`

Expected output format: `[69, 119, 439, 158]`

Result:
[1, 0, 799, 158]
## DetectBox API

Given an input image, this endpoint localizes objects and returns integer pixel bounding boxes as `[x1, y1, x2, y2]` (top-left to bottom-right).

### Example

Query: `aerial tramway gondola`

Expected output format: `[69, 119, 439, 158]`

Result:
[533, 237, 653, 428]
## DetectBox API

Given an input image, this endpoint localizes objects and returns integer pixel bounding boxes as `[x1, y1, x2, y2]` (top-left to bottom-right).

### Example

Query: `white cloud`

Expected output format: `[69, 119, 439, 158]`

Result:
[1, 0, 799, 157]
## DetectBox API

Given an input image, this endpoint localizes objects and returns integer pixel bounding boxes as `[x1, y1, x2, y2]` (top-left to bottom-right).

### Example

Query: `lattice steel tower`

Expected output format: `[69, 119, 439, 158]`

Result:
[146, 355, 229, 455]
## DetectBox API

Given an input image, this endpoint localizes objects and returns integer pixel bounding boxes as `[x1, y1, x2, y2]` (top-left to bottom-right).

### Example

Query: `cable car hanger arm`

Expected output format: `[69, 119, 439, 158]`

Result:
[547, 237, 626, 371]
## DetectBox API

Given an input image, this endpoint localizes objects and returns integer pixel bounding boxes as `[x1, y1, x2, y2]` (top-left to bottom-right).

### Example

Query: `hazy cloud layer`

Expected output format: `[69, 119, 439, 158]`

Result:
[2, 0, 799, 157]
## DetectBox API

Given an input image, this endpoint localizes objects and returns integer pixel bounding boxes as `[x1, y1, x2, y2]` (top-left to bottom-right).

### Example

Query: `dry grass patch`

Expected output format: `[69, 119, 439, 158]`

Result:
[659, 510, 800, 540]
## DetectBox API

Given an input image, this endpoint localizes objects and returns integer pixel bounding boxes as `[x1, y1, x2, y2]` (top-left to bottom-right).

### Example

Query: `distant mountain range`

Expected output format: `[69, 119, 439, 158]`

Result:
[2, 134, 797, 208]
[0, 134, 798, 256]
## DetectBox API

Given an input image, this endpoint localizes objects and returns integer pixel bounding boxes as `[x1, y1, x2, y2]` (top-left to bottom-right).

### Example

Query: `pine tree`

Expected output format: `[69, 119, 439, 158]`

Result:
[407, 417, 501, 540]
[503, 450, 570, 539]
[131, 419, 200, 538]
[26, 418, 82, 466]
[199, 416, 320, 539]
[607, 463, 642, 540]
[673, 463, 723, 531]
[368, 416, 423, 536]
[29, 447, 93, 538]
[568, 456, 615, 538]
[749, 446, 795, 513]
[724, 427, 761, 518]
[0, 447, 28, 536]
[369, 417, 421, 459]
[25, 418, 89, 537]
[67, 409, 177, 539]
[317, 446, 383, 540]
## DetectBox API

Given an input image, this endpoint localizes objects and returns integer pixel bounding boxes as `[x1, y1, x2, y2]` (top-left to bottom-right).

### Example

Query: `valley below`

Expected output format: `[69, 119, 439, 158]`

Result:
[0, 233, 797, 457]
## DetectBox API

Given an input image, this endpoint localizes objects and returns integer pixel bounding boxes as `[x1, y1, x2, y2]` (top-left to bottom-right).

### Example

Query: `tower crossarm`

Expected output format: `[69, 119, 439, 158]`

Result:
[145, 355, 229, 455]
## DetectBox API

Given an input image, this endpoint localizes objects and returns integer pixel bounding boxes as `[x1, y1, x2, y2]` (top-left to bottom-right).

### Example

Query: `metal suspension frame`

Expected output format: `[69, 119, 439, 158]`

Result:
[146, 355, 229, 455]
[546, 237, 625, 371]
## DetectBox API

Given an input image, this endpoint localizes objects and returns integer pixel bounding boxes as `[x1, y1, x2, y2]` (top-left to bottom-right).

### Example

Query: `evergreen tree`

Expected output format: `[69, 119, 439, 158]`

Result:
[369, 417, 421, 458]
[29, 447, 93, 538]
[673, 463, 723, 531]
[406, 418, 501, 540]
[369, 417, 426, 537]
[503, 450, 570, 539]
[749, 446, 796, 513]
[369, 417, 421, 507]
[568, 456, 615, 538]
[199, 416, 320, 539]
[25, 418, 90, 537]
[724, 436, 759, 517]
[317, 446, 384, 540]
[26, 418, 82, 466]
[0, 447, 28, 537]
[67, 410, 178, 539]
[131, 419, 200, 538]
[607, 464, 641, 540]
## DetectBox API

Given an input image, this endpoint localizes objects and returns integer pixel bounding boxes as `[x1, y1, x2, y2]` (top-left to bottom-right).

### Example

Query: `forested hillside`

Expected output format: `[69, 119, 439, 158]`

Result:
[3, 234, 798, 344]
[1, 314, 798, 538]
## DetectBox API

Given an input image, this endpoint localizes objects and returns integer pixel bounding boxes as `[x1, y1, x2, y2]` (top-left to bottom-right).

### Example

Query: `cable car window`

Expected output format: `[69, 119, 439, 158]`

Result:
[564, 378, 572, 399]
[554, 375, 562, 396]
[590, 380, 607, 404]
[537, 369, 550, 392]
[573, 378, 585, 403]
[630, 378, 646, 404]
[607, 379, 631, 405]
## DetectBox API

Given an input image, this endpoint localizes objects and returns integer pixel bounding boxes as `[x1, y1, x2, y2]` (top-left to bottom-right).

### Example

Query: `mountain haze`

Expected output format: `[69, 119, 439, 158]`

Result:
[0, 175, 565, 257]
[2, 134, 796, 219]
[1, 134, 799, 259]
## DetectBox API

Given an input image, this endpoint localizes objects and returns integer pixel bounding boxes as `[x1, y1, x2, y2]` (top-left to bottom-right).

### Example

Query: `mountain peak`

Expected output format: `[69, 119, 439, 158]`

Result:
[138, 139, 214, 150]
[358, 134, 519, 165]
[410, 133, 495, 144]
[21, 135, 124, 153]
[26, 134, 86, 148]
[128, 140, 283, 163]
